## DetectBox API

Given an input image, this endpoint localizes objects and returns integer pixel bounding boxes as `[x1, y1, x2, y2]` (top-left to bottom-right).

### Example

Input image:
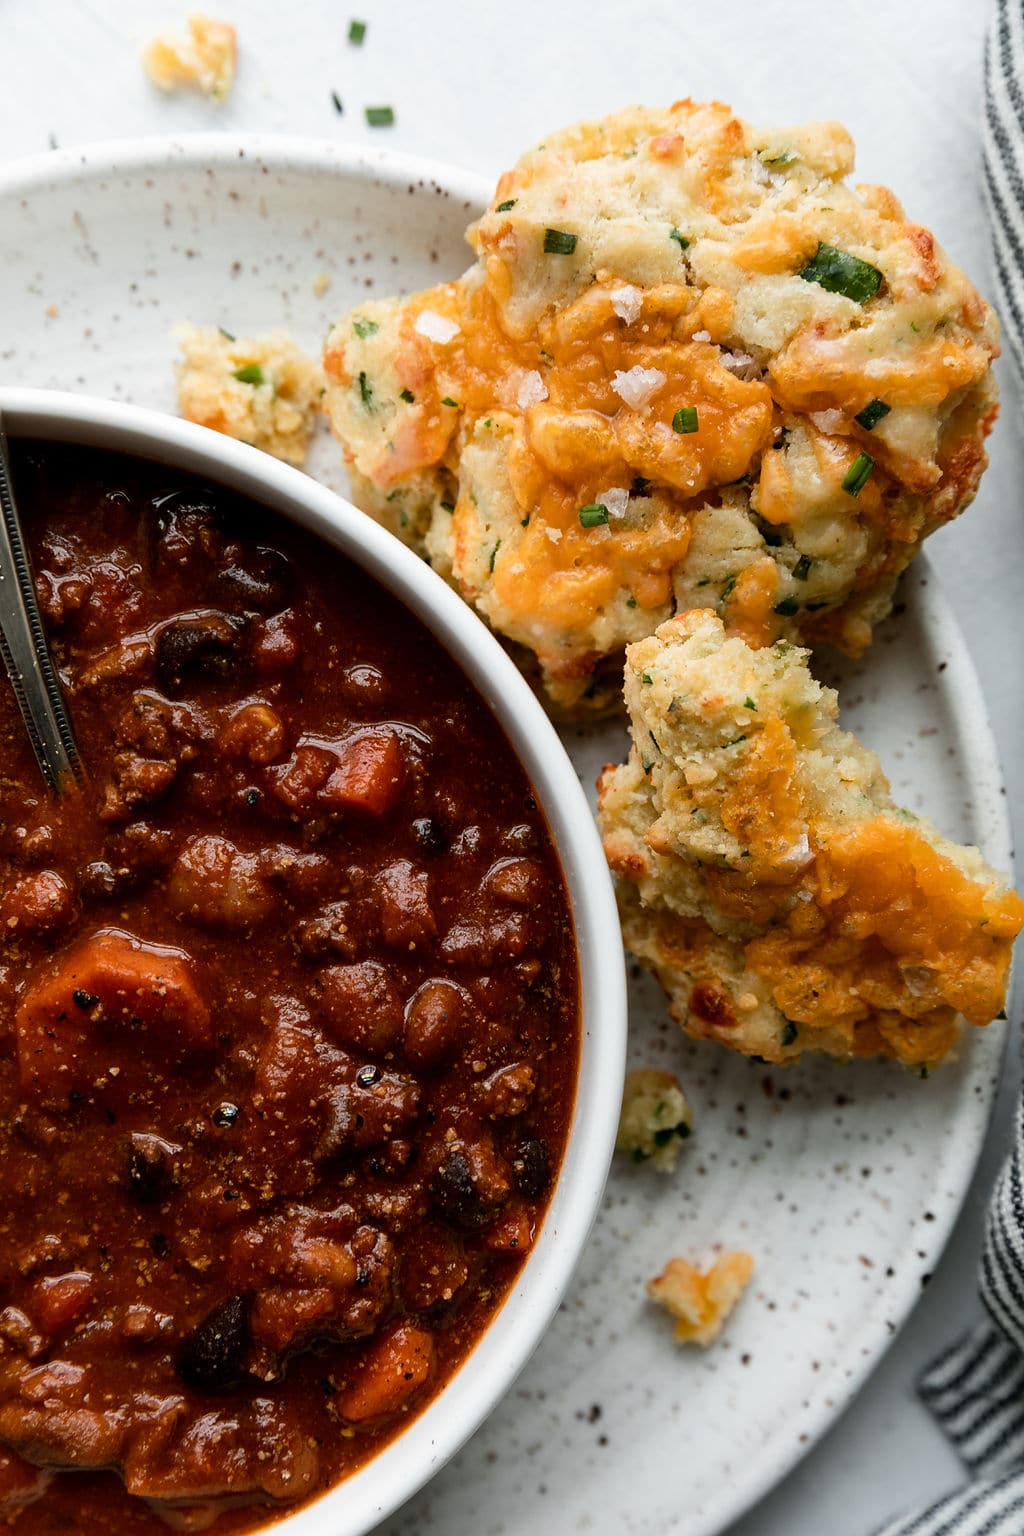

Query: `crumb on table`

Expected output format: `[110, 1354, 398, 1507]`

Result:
[143, 14, 237, 102]
[615, 1068, 693, 1172]
[648, 1251, 754, 1346]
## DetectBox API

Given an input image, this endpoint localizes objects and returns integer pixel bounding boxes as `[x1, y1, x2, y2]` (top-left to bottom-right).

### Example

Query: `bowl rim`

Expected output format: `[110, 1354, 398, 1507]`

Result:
[0, 131, 494, 210]
[0, 385, 628, 1535]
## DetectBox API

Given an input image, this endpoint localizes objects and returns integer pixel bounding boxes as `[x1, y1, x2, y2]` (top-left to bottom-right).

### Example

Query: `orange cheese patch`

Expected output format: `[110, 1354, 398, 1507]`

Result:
[328, 277, 775, 643]
[746, 816, 1024, 1045]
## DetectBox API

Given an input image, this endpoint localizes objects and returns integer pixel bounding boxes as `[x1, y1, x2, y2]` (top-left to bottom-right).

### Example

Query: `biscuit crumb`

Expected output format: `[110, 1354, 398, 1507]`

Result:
[648, 1252, 754, 1346]
[174, 325, 324, 465]
[143, 14, 237, 102]
[615, 1068, 692, 1172]
[312, 272, 332, 298]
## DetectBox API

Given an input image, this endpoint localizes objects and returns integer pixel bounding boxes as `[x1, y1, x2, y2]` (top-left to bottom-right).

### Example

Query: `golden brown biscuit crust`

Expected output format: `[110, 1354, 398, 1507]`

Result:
[324, 101, 998, 713]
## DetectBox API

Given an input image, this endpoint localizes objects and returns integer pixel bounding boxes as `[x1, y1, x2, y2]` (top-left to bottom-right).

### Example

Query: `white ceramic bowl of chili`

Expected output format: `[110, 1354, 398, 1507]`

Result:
[0, 385, 628, 1536]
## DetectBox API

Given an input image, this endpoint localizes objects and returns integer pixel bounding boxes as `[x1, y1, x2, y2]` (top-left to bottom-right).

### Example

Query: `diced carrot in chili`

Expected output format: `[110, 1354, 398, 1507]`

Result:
[336, 1320, 434, 1423]
[273, 730, 404, 818]
[29, 1273, 95, 1335]
[16, 928, 211, 1100]
[321, 729, 405, 816]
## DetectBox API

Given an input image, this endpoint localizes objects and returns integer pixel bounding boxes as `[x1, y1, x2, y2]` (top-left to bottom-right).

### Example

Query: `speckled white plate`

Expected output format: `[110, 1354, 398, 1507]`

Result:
[0, 136, 1014, 1536]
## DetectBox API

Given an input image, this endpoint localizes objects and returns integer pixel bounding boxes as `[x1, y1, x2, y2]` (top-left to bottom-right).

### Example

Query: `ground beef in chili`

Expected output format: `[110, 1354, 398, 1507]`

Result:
[0, 442, 580, 1533]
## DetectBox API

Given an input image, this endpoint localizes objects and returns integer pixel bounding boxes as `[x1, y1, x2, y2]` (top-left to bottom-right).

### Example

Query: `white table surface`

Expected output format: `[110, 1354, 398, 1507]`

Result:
[2, 3, 1022, 1532]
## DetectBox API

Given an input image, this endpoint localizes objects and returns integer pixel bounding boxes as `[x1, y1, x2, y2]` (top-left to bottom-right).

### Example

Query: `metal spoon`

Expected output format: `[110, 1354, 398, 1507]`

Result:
[0, 410, 84, 793]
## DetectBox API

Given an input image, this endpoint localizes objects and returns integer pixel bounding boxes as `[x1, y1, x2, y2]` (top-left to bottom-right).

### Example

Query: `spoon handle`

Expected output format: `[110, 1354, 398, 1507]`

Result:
[0, 412, 84, 793]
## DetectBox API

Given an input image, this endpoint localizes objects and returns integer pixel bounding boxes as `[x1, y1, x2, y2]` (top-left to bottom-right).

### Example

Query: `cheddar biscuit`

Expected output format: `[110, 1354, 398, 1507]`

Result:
[175, 325, 324, 465]
[597, 611, 1024, 1067]
[324, 101, 997, 713]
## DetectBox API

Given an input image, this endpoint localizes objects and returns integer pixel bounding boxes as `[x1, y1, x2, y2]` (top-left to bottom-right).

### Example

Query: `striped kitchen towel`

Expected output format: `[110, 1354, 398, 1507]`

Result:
[874, 8, 1024, 1531]
[984, 0, 1024, 383]
[876, 1098, 1024, 1534]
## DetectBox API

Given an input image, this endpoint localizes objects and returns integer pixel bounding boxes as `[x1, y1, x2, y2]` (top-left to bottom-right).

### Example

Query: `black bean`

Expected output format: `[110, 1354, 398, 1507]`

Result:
[154, 616, 246, 695]
[430, 1149, 499, 1230]
[412, 818, 447, 857]
[177, 1294, 251, 1391]
[217, 546, 292, 614]
[80, 861, 121, 898]
[511, 1138, 549, 1199]
[126, 1133, 181, 1203]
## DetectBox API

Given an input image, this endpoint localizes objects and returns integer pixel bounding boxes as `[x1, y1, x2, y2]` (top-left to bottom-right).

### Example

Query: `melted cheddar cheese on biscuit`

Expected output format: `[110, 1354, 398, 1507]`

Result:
[597, 611, 1024, 1067]
[324, 101, 997, 713]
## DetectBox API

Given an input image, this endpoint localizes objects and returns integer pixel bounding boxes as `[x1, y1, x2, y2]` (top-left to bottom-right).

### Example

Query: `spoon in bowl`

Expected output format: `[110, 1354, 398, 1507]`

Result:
[0, 410, 84, 793]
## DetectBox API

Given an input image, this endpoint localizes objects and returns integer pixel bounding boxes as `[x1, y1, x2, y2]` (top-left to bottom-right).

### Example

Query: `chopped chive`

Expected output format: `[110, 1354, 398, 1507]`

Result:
[631, 475, 651, 495]
[641, 673, 653, 685]
[997, 1009, 1008, 1021]
[488, 539, 501, 573]
[759, 149, 796, 168]
[520, 514, 530, 527]
[579, 503, 609, 527]
[842, 451, 875, 497]
[440, 500, 455, 512]
[855, 398, 891, 431]
[780, 1019, 798, 1047]
[365, 105, 395, 127]
[744, 697, 757, 710]
[218, 326, 236, 341]
[543, 227, 577, 255]
[348, 19, 366, 43]
[793, 553, 813, 580]
[669, 227, 690, 250]
[353, 317, 379, 339]
[723, 734, 747, 747]
[495, 198, 517, 213]
[719, 575, 737, 602]
[331, 91, 344, 115]
[648, 730, 661, 754]
[440, 396, 458, 408]
[799, 242, 882, 303]
[399, 388, 415, 403]
[774, 596, 800, 616]
[641, 754, 655, 776]
[672, 406, 699, 434]
[626, 594, 638, 608]
[358, 371, 374, 408]
[232, 364, 265, 386]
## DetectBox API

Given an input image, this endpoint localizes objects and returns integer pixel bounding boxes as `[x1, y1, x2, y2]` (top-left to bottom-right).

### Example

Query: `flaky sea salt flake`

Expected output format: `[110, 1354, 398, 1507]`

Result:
[612, 366, 666, 410]
[413, 310, 460, 344]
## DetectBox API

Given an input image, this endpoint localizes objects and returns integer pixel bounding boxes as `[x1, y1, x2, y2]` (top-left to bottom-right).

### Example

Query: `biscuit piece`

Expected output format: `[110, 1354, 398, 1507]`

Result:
[143, 14, 237, 102]
[597, 611, 1024, 1067]
[175, 326, 323, 465]
[648, 1252, 754, 1346]
[324, 101, 997, 713]
[616, 1068, 693, 1172]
